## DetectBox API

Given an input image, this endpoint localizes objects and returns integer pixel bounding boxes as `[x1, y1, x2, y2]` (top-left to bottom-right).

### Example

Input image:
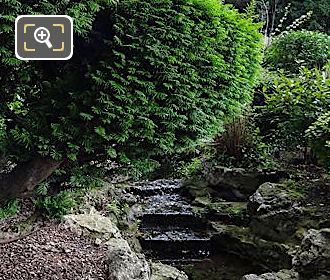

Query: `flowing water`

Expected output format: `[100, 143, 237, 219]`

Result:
[129, 179, 264, 279]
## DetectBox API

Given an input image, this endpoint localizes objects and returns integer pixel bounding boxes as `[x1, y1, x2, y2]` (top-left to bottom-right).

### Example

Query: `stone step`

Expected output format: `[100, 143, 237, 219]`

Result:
[143, 194, 192, 214]
[140, 229, 211, 260]
[129, 179, 183, 196]
[141, 213, 207, 230]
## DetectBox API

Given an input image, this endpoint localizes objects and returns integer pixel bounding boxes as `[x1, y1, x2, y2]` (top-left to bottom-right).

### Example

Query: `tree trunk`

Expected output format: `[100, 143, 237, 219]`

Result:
[0, 157, 62, 202]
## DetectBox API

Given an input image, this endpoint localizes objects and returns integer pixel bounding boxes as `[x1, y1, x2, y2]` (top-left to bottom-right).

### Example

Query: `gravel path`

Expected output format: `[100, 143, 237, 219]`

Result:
[0, 222, 108, 280]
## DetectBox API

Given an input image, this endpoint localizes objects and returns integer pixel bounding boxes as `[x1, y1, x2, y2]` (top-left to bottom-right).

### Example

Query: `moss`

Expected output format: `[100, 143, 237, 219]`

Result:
[208, 202, 247, 218]
[193, 196, 212, 206]
[300, 207, 325, 228]
[0, 214, 37, 239]
[276, 180, 307, 200]
[295, 227, 308, 241]
[192, 206, 209, 217]
[211, 222, 251, 240]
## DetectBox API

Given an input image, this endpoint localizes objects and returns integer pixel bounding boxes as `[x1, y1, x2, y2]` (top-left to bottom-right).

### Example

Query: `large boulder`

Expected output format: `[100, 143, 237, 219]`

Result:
[242, 269, 299, 280]
[247, 182, 301, 242]
[106, 238, 150, 280]
[206, 167, 284, 201]
[63, 213, 121, 241]
[293, 228, 330, 278]
[150, 263, 188, 280]
[211, 223, 293, 271]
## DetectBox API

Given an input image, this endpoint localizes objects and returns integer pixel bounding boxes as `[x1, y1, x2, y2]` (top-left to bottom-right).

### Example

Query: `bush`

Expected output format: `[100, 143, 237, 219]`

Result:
[0, 0, 263, 187]
[0, 199, 20, 219]
[170, 108, 274, 176]
[265, 31, 330, 72]
[257, 68, 330, 150]
[214, 110, 273, 168]
[34, 191, 75, 219]
[306, 112, 330, 165]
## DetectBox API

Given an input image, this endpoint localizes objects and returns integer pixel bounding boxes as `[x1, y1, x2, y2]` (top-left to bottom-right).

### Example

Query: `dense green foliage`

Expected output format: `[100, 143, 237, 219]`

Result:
[0, 199, 20, 219]
[306, 112, 330, 165]
[34, 191, 75, 218]
[265, 31, 330, 72]
[257, 68, 330, 150]
[0, 0, 262, 177]
[225, 0, 250, 11]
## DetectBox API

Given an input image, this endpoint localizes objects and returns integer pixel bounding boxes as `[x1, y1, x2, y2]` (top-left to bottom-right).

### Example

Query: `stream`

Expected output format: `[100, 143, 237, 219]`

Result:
[129, 179, 264, 280]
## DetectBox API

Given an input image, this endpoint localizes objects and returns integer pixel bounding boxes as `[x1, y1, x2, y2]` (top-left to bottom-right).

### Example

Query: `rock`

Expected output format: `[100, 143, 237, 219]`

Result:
[293, 228, 330, 278]
[242, 269, 299, 280]
[120, 192, 138, 205]
[106, 238, 150, 280]
[247, 183, 301, 242]
[127, 204, 144, 225]
[63, 213, 121, 240]
[193, 196, 211, 207]
[205, 167, 284, 201]
[211, 223, 293, 271]
[206, 201, 249, 226]
[248, 183, 293, 215]
[150, 263, 188, 280]
[95, 237, 103, 246]
[75, 184, 115, 214]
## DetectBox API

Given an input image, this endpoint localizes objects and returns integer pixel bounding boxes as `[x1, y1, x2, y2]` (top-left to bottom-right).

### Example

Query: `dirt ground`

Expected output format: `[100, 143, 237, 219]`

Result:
[0, 221, 108, 280]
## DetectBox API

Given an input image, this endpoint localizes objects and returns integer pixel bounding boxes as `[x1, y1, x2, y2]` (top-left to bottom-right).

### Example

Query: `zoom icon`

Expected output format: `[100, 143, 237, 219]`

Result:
[34, 27, 53, 48]
[15, 15, 73, 60]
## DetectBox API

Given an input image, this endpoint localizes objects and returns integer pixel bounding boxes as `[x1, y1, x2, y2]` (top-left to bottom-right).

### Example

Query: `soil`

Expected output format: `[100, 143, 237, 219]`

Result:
[0, 221, 108, 280]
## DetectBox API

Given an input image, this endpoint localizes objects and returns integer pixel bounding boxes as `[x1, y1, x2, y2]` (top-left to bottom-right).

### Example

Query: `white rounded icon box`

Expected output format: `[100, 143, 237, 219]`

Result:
[15, 15, 73, 61]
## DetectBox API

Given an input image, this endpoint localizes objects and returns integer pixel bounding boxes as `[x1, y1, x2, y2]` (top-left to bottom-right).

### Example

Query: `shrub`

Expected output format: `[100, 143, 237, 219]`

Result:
[0, 0, 262, 199]
[177, 157, 204, 178]
[265, 31, 330, 72]
[0, 199, 20, 219]
[214, 110, 273, 168]
[216, 115, 255, 159]
[257, 68, 330, 150]
[34, 191, 75, 219]
[306, 112, 330, 165]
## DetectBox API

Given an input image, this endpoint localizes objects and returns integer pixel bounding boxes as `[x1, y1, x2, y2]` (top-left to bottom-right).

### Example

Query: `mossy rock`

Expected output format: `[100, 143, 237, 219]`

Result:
[248, 182, 302, 242]
[206, 201, 249, 226]
[151, 263, 188, 280]
[184, 180, 213, 199]
[275, 180, 307, 201]
[193, 196, 212, 207]
[208, 202, 247, 216]
[211, 223, 294, 271]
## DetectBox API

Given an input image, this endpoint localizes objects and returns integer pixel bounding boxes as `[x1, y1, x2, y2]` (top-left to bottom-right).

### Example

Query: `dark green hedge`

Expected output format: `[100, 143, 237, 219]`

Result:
[0, 0, 262, 173]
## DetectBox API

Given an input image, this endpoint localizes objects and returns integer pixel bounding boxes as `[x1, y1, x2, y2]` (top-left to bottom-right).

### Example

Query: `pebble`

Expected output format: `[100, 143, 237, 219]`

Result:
[0, 223, 107, 280]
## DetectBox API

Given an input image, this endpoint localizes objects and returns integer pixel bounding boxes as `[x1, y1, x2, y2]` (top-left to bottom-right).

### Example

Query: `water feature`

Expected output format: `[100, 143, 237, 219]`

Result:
[130, 180, 210, 261]
[129, 179, 265, 279]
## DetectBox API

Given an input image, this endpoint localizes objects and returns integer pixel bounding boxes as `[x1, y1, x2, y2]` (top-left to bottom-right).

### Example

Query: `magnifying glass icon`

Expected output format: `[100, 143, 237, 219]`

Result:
[34, 27, 53, 49]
